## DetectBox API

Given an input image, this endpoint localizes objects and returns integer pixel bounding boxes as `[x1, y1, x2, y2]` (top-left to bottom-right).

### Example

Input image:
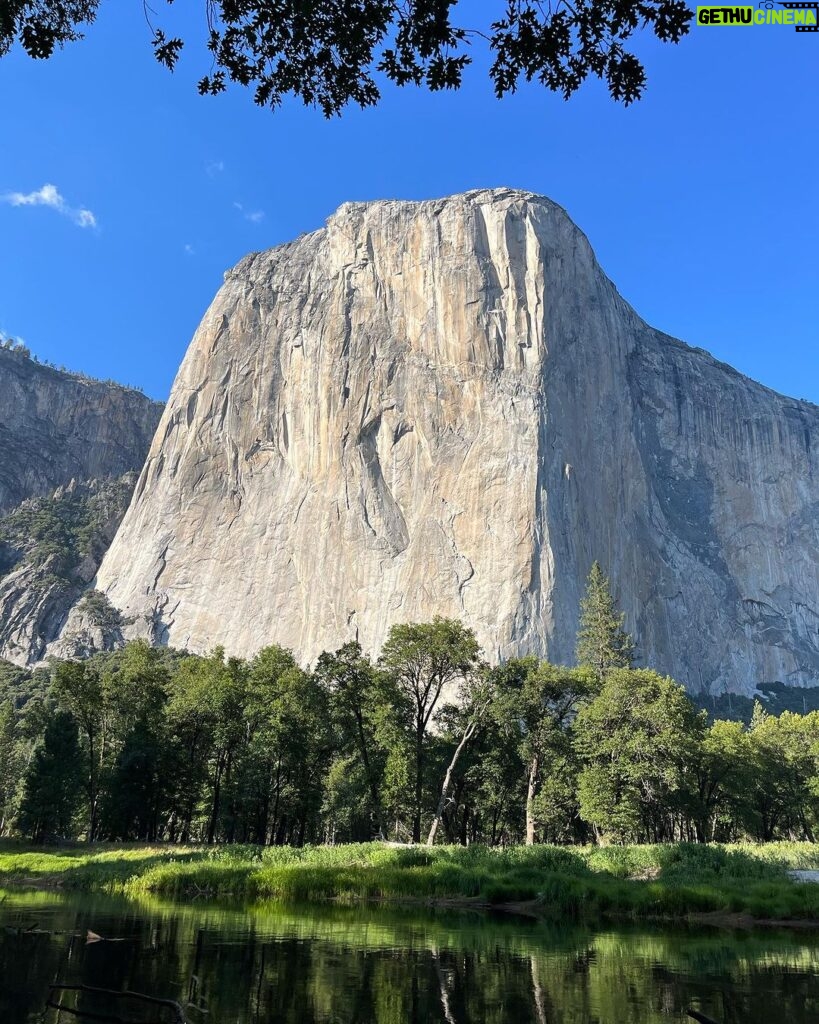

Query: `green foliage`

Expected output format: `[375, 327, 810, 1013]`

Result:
[96, 641, 173, 840]
[52, 659, 104, 837]
[576, 561, 635, 680]
[3, 613, 818, 858]
[76, 588, 124, 632]
[2, 2, 693, 116]
[4, 840, 819, 924]
[575, 669, 704, 842]
[316, 642, 406, 839]
[380, 617, 481, 842]
[0, 701, 24, 834]
[491, 658, 594, 843]
[695, 680, 819, 725]
[0, 659, 38, 710]
[18, 711, 83, 841]
[0, 477, 132, 584]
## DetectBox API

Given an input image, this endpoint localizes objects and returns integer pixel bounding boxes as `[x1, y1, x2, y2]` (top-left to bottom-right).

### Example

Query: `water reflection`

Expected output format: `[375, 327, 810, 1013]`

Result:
[1, 891, 818, 1023]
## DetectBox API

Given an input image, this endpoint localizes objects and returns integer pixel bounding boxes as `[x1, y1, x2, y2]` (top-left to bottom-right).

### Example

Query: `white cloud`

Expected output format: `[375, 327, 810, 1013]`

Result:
[234, 201, 265, 224]
[206, 160, 225, 176]
[1, 183, 97, 229]
[184, 243, 195, 256]
[74, 208, 97, 228]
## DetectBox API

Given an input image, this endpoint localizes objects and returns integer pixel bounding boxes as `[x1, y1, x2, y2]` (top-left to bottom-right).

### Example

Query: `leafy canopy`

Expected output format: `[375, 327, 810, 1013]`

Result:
[3, 1, 694, 116]
[574, 668, 703, 842]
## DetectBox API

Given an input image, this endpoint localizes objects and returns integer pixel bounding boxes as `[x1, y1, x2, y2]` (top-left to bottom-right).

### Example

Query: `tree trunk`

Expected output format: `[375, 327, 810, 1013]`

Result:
[413, 723, 424, 843]
[526, 753, 540, 846]
[257, 759, 273, 844]
[88, 733, 97, 841]
[433, 951, 456, 1024]
[270, 756, 282, 844]
[354, 709, 386, 839]
[207, 749, 226, 844]
[427, 722, 475, 846]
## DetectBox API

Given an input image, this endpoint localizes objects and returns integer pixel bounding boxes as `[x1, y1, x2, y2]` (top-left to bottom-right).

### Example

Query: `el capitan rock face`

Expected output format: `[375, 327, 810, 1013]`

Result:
[91, 189, 819, 694]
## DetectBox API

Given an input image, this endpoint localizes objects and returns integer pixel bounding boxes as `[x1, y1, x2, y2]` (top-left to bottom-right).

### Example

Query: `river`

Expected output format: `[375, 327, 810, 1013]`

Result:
[1, 891, 818, 1022]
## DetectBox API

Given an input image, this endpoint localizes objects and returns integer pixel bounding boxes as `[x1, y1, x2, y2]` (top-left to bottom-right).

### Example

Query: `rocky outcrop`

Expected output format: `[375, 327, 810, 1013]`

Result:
[0, 350, 162, 666]
[0, 347, 162, 514]
[0, 477, 134, 664]
[89, 189, 819, 694]
[48, 587, 127, 663]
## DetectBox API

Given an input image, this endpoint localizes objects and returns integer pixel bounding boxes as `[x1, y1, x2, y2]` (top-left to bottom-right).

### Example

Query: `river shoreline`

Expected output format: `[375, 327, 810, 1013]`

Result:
[3, 876, 818, 931]
[2, 840, 819, 930]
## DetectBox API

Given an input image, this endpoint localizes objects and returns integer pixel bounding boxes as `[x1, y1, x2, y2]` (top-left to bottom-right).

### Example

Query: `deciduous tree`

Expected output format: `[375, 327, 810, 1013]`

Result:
[574, 668, 702, 842]
[380, 617, 480, 842]
[52, 659, 104, 839]
[494, 657, 593, 844]
[2, 2, 694, 116]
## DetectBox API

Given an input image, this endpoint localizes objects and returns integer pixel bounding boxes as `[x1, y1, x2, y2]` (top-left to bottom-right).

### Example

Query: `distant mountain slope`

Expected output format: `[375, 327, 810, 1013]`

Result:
[0, 346, 163, 665]
[0, 477, 134, 663]
[0, 345, 162, 514]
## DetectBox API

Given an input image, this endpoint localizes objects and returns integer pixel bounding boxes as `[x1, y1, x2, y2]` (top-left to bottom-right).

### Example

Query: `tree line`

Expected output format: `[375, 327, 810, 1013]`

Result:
[2, 563, 818, 847]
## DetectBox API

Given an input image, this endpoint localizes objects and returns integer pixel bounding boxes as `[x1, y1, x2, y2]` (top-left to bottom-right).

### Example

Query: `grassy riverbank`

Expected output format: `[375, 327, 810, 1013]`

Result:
[2, 841, 819, 923]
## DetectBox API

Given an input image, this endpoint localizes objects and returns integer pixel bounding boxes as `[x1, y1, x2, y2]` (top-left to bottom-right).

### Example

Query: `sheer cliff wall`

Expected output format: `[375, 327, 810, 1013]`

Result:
[89, 189, 819, 694]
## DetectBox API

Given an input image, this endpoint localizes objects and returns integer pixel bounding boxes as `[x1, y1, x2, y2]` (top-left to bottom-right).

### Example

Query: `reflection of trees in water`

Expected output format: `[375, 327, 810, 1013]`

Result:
[2, 897, 819, 1024]
[530, 954, 549, 1024]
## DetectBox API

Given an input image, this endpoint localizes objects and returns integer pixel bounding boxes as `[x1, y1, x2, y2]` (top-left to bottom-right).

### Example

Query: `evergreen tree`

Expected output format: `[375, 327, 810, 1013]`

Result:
[52, 659, 105, 838]
[0, 701, 22, 834]
[576, 561, 635, 681]
[19, 711, 83, 842]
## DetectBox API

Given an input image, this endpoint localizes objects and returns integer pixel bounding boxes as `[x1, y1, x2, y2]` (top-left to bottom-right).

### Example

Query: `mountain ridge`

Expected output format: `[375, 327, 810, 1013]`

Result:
[0, 344, 163, 515]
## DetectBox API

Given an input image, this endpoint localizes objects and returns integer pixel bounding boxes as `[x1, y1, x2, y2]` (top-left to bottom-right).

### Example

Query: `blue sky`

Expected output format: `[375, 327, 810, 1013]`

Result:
[0, 4, 816, 403]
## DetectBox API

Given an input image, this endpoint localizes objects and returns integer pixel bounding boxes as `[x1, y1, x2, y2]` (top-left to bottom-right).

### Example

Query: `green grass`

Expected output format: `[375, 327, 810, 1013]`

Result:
[1, 840, 818, 923]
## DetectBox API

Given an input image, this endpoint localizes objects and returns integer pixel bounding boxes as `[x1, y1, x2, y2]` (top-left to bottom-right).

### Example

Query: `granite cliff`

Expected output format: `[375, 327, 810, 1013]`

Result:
[84, 189, 818, 694]
[0, 346, 162, 514]
[0, 349, 162, 664]
[0, 477, 134, 664]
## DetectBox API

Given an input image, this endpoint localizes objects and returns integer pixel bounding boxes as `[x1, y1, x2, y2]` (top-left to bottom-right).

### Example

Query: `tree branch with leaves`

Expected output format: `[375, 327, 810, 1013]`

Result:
[3, 1, 693, 116]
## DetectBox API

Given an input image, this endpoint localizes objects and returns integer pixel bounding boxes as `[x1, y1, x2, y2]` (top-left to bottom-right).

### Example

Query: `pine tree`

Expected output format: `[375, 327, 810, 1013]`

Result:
[0, 701, 22, 835]
[18, 711, 83, 842]
[576, 561, 635, 681]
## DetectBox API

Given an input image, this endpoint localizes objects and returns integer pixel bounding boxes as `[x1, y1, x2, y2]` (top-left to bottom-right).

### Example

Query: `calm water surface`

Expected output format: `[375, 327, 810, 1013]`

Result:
[1, 891, 818, 1023]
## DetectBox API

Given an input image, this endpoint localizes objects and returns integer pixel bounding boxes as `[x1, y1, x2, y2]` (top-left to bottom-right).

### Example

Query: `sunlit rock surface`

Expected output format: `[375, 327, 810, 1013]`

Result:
[0, 347, 162, 514]
[91, 189, 819, 694]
